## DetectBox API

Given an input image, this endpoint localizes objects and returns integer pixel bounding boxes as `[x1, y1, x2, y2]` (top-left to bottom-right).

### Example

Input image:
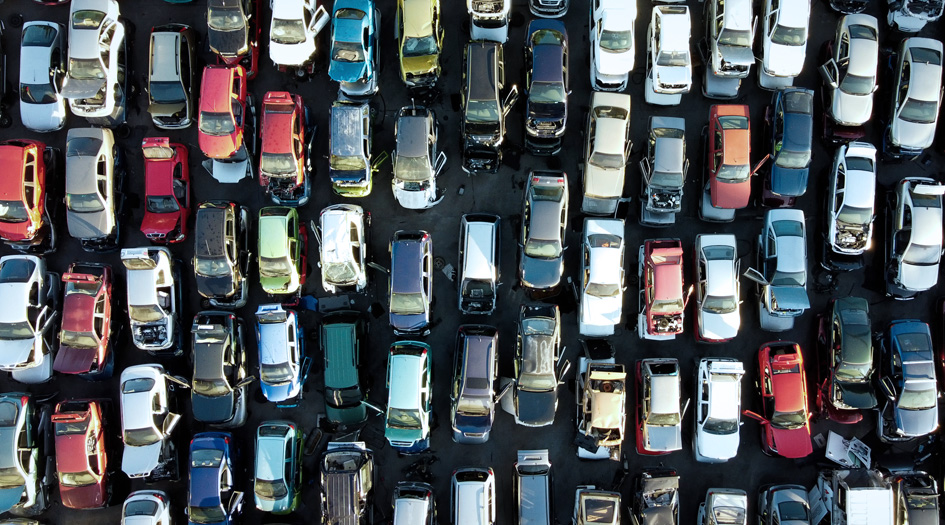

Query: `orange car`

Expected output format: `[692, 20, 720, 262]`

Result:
[0, 139, 54, 253]
[198, 65, 249, 160]
[700, 105, 763, 222]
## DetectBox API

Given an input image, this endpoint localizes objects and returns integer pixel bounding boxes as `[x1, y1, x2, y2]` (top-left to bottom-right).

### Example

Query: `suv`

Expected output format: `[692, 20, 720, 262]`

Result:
[147, 25, 195, 129]
[392, 106, 445, 209]
[55, 263, 114, 378]
[461, 41, 518, 173]
[269, 0, 329, 73]
[389, 230, 433, 335]
[818, 15, 878, 138]
[519, 171, 568, 293]
[385, 341, 432, 453]
[581, 92, 632, 215]
[744, 209, 810, 332]
[392, 481, 436, 525]
[693, 358, 744, 462]
[396, 0, 444, 88]
[207, 0, 261, 78]
[317, 204, 368, 294]
[823, 142, 876, 271]
[190, 312, 252, 428]
[458, 214, 500, 315]
[321, 311, 368, 425]
[329, 101, 373, 197]
[193, 201, 250, 308]
[513, 450, 552, 525]
[451, 325, 499, 444]
[19, 21, 66, 132]
[119, 364, 181, 480]
[589, 0, 636, 91]
[121, 247, 180, 353]
[758, 0, 810, 89]
[51, 400, 108, 509]
[700, 105, 754, 222]
[638, 239, 686, 340]
[877, 320, 938, 442]
[635, 358, 683, 455]
[645, 5, 692, 106]
[763, 88, 814, 207]
[65, 127, 122, 252]
[703, 0, 755, 99]
[320, 442, 374, 525]
[639, 117, 687, 226]
[259, 206, 306, 296]
[253, 420, 303, 514]
[328, 0, 380, 98]
[885, 178, 945, 299]
[816, 297, 876, 424]
[0, 139, 55, 253]
[451, 468, 496, 525]
[0, 393, 48, 515]
[524, 19, 568, 155]
[884, 38, 944, 159]
[255, 304, 306, 404]
[512, 304, 563, 428]
[0, 255, 59, 384]
[141, 137, 190, 243]
[579, 218, 626, 337]
[62, 0, 127, 126]
[198, 65, 250, 161]
[259, 91, 313, 207]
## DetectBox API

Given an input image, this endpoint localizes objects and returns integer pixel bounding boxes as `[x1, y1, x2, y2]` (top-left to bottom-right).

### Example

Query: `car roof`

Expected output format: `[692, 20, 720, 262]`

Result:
[653, 133, 685, 176]
[256, 428, 289, 481]
[402, 0, 434, 39]
[195, 205, 228, 258]
[259, 212, 290, 258]
[846, 19, 879, 78]
[775, 0, 810, 28]
[838, 155, 875, 210]
[467, 42, 498, 101]
[194, 334, 227, 381]
[331, 103, 367, 156]
[322, 319, 359, 389]
[593, 117, 628, 156]
[528, 199, 563, 242]
[272, 0, 305, 20]
[462, 217, 497, 281]
[262, 94, 298, 154]
[391, 238, 424, 294]
[66, 128, 111, 194]
[705, 259, 736, 298]
[396, 114, 430, 159]
[707, 375, 740, 421]
[0, 144, 29, 197]
[909, 205, 942, 247]
[532, 45, 564, 84]
[647, 242, 683, 301]
[656, 7, 690, 52]
[200, 66, 236, 113]
[150, 31, 181, 83]
[768, 348, 805, 413]
[459, 329, 495, 396]
[62, 293, 96, 333]
[321, 207, 361, 265]
[389, 351, 425, 409]
[721, 0, 752, 31]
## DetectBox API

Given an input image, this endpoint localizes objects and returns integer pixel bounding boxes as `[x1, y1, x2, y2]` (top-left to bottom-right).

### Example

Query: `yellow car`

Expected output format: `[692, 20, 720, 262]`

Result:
[396, 0, 444, 88]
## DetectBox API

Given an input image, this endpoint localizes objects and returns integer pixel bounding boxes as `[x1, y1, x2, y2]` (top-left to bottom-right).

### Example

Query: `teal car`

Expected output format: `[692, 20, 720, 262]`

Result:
[258, 207, 306, 295]
[385, 341, 432, 453]
[322, 311, 368, 426]
[253, 420, 302, 514]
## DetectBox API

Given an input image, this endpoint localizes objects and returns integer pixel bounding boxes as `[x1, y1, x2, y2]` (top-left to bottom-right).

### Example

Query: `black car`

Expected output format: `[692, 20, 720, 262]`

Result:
[190, 311, 254, 428]
[513, 304, 563, 427]
[519, 171, 568, 293]
[763, 88, 814, 207]
[206, 0, 259, 77]
[524, 19, 568, 155]
[193, 201, 251, 309]
[389, 230, 433, 336]
[148, 24, 196, 129]
[632, 468, 680, 525]
[462, 41, 518, 174]
[891, 472, 940, 525]
[815, 297, 876, 424]
[828, 0, 868, 13]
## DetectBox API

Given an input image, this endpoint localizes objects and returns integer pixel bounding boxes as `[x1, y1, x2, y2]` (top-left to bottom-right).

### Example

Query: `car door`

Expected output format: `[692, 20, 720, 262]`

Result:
[711, 119, 723, 180]
[422, 240, 432, 308]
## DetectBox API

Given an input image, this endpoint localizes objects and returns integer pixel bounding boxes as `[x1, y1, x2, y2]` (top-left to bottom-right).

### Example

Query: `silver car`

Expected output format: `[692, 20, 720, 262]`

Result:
[121, 491, 172, 525]
[19, 22, 66, 132]
[758, 485, 810, 525]
[744, 209, 810, 332]
[148, 25, 196, 129]
[62, 0, 127, 126]
[819, 15, 879, 128]
[823, 142, 876, 271]
[885, 177, 945, 299]
[519, 171, 568, 292]
[0, 393, 48, 515]
[639, 116, 687, 226]
[884, 37, 944, 159]
[65, 128, 121, 252]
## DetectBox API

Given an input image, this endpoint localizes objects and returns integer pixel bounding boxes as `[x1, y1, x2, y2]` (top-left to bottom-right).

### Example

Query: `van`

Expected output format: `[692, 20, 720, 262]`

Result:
[321, 310, 367, 426]
[451, 467, 496, 525]
[461, 43, 518, 173]
[451, 325, 499, 444]
[458, 214, 500, 315]
[514, 450, 552, 525]
[392, 481, 436, 525]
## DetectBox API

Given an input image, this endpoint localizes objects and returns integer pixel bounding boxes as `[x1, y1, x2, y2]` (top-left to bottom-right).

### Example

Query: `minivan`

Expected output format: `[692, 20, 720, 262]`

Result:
[386, 341, 433, 453]
[458, 214, 500, 315]
[514, 450, 552, 525]
[451, 325, 499, 444]
[321, 310, 368, 426]
[451, 467, 496, 525]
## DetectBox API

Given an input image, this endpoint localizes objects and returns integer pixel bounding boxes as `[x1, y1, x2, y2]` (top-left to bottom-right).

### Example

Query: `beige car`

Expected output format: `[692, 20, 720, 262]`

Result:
[581, 92, 631, 215]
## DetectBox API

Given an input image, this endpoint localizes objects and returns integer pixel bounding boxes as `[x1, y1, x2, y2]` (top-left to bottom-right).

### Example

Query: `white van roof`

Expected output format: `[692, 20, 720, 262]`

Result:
[463, 219, 497, 281]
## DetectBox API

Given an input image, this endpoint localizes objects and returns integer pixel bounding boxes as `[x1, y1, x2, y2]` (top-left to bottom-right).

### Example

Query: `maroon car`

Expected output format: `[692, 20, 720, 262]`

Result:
[53, 263, 114, 378]
[51, 400, 109, 509]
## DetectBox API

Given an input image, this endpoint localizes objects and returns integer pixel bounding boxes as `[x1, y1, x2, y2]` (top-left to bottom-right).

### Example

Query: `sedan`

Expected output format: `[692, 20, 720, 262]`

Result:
[0, 255, 59, 384]
[818, 15, 878, 134]
[259, 206, 306, 296]
[884, 38, 944, 159]
[744, 209, 810, 332]
[589, 0, 636, 91]
[51, 400, 107, 509]
[328, 0, 380, 98]
[885, 177, 945, 299]
[255, 304, 306, 403]
[758, 0, 810, 89]
[141, 137, 190, 243]
[578, 218, 625, 337]
[191, 312, 253, 428]
[0, 393, 46, 515]
[693, 358, 744, 463]
[54, 263, 114, 378]
[645, 5, 692, 105]
[396, 0, 444, 88]
[207, 0, 260, 77]
[259, 91, 313, 207]
[700, 105, 755, 222]
[693, 234, 740, 342]
[635, 358, 683, 455]
[187, 432, 243, 525]
[816, 297, 876, 424]
[877, 320, 939, 442]
[512, 304, 562, 427]
[388, 230, 433, 336]
[65, 127, 122, 252]
[318, 204, 367, 294]
[638, 239, 686, 340]
[631, 468, 679, 525]
[254, 420, 302, 514]
[581, 92, 631, 216]
[119, 364, 181, 479]
[743, 342, 813, 459]
[763, 87, 814, 207]
[822, 142, 876, 271]
[198, 65, 249, 161]
[519, 171, 568, 293]
[148, 24, 196, 129]
[19, 21, 66, 132]
[62, 0, 127, 125]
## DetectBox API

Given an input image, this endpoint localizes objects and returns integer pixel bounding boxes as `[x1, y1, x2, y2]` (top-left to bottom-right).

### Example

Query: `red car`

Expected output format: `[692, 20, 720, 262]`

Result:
[0, 139, 54, 253]
[701, 105, 764, 222]
[259, 91, 312, 206]
[51, 400, 108, 509]
[198, 65, 249, 160]
[638, 239, 687, 339]
[141, 138, 191, 243]
[744, 342, 813, 459]
[207, 0, 261, 79]
[54, 263, 114, 378]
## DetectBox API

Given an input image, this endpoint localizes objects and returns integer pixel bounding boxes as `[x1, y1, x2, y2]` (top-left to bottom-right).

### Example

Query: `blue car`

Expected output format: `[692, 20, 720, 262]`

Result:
[187, 432, 243, 525]
[763, 88, 814, 207]
[328, 0, 380, 98]
[253, 420, 302, 514]
[255, 304, 307, 403]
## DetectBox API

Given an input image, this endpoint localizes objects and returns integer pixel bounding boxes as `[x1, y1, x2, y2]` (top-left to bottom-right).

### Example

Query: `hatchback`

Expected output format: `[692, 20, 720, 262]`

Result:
[385, 341, 432, 453]
[451, 325, 499, 444]
[141, 137, 190, 243]
[254, 420, 302, 514]
[207, 0, 260, 77]
[519, 171, 568, 292]
[65, 127, 122, 252]
[816, 297, 875, 424]
[321, 310, 368, 425]
[884, 37, 943, 159]
[190, 311, 253, 428]
[318, 204, 367, 294]
[198, 65, 249, 160]
[187, 432, 243, 525]
[822, 142, 876, 271]
[693, 234, 740, 342]
[329, 101, 373, 196]
[589, 0, 636, 91]
[255, 304, 306, 403]
[392, 481, 436, 525]
[121, 491, 172, 525]
[635, 358, 683, 455]
[55, 263, 114, 377]
[392, 106, 445, 209]
[148, 25, 196, 129]
[396, 0, 444, 88]
[19, 21, 66, 132]
[328, 0, 380, 98]
[645, 5, 692, 105]
[389, 231, 433, 335]
[744, 209, 810, 332]
[0, 139, 55, 253]
[578, 218, 625, 337]
[258, 206, 306, 296]
[52, 400, 108, 509]
[451, 468, 496, 525]
[259, 91, 313, 206]
[743, 342, 813, 459]
[693, 358, 744, 462]
[269, 0, 329, 72]
[763, 88, 814, 207]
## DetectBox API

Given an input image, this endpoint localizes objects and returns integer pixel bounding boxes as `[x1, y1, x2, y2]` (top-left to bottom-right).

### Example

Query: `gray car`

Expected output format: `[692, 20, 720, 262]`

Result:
[884, 37, 944, 159]
[451, 325, 499, 444]
[148, 24, 196, 129]
[639, 116, 687, 226]
[190, 311, 253, 428]
[19, 22, 66, 132]
[519, 171, 568, 292]
[512, 304, 562, 427]
[744, 209, 810, 332]
[389, 231, 433, 336]
[65, 127, 122, 252]
[877, 320, 939, 442]
[193, 201, 250, 309]
[758, 485, 810, 525]
[0, 393, 47, 515]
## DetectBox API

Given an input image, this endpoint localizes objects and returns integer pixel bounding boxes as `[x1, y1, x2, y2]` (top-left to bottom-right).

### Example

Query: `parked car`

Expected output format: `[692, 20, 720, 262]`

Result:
[187, 432, 243, 525]
[119, 364, 181, 480]
[19, 21, 66, 132]
[54, 263, 114, 378]
[65, 127, 122, 252]
[693, 234, 740, 342]
[141, 137, 190, 243]
[52, 400, 107, 510]
[757, 485, 810, 525]
[529, 0, 567, 18]
[389, 230, 433, 336]
[573, 487, 620, 525]
[815, 297, 876, 424]
[703, 0, 754, 99]
[259, 206, 306, 296]
[885, 178, 945, 299]
[645, 5, 692, 105]
[328, 0, 380, 98]
[255, 304, 306, 404]
[523, 19, 568, 155]
[822, 142, 876, 271]
[321, 311, 368, 425]
[575, 345, 626, 460]
[392, 481, 436, 525]
[207, 0, 260, 78]
[259, 91, 313, 207]
[148, 24, 196, 129]
[697, 489, 747, 525]
[890, 472, 939, 525]
[811, 469, 893, 525]
[193, 201, 250, 309]
[329, 101, 373, 196]
[385, 340, 432, 453]
[320, 442, 374, 525]
[253, 420, 302, 514]
[638, 239, 687, 340]
[884, 38, 944, 159]
[396, 0, 443, 88]
[512, 304, 563, 427]
[581, 92, 632, 215]
[190, 312, 253, 428]
[589, 0, 636, 91]
[818, 15, 878, 138]
[269, 0, 329, 73]
[639, 116, 687, 226]
[763, 88, 814, 207]
[888, 0, 944, 32]
[631, 468, 680, 525]
[62, 0, 127, 125]
[0, 393, 48, 515]
[317, 204, 367, 294]
[519, 171, 568, 293]
[451, 468, 496, 525]
[458, 214, 500, 315]
[743, 342, 813, 459]
[700, 105, 757, 222]
[693, 358, 744, 463]
[0, 139, 55, 253]
[122, 491, 172, 525]
[877, 320, 939, 442]
[450, 325, 499, 444]
[461, 41, 518, 173]
[744, 209, 810, 332]
[392, 106, 445, 209]
[513, 450, 552, 525]
[758, 0, 810, 89]
[0, 255, 59, 384]
[121, 247, 180, 353]
[198, 65, 249, 160]
[579, 218, 625, 337]
[635, 358, 683, 455]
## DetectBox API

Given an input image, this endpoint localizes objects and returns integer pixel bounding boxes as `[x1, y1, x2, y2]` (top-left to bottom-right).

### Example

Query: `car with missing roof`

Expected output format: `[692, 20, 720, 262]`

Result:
[62, 0, 127, 126]
[644, 5, 692, 105]
[259, 206, 306, 296]
[119, 364, 181, 480]
[757, 485, 810, 525]
[461, 41, 518, 173]
[148, 24, 196, 129]
[815, 297, 876, 424]
[190, 311, 253, 428]
[321, 310, 368, 425]
[385, 341, 432, 453]
[141, 138, 190, 244]
[392, 481, 436, 525]
[0, 139, 56, 254]
[389, 230, 433, 336]
[589, 0, 636, 91]
[693, 234, 740, 342]
[639, 116, 688, 226]
[65, 127, 123, 252]
[818, 15, 878, 139]
[884, 38, 944, 159]
[121, 490, 172, 524]
[763, 88, 814, 207]
[198, 65, 250, 161]
[573, 486, 620, 525]
[0, 255, 59, 384]
[579, 218, 625, 337]
[693, 358, 744, 462]
[328, 0, 380, 99]
[700, 105, 755, 222]
[269, 0, 329, 73]
[187, 432, 243, 525]
[207, 0, 261, 78]
[697, 488, 747, 525]
[193, 201, 250, 309]
[329, 101, 373, 197]
[19, 21, 66, 132]
[638, 239, 687, 340]
[54, 263, 114, 378]
[635, 358, 683, 455]
[51, 400, 107, 509]
[631, 468, 679, 525]
[744, 209, 810, 332]
[255, 304, 306, 404]
[396, 0, 444, 88]
[758, 0, 810, 89]
[253, 420, 302, 514]
[511, 304, 563, 427]
[318, 204, 367, 294]
[876, 320, 939, 442]
[0, 393, 48, 515]
[259, 91, 313, 207]
[122, 247, 180, 354]
[581, 92, 631, 215]
[450, 325, 500, 444]
[392, 106, 445, 209]
[884, 178, 945, 299]
[822, 142, 876, 272]
[320, 442, 374, 525]
[524, 19, 568, 155]
[519, 171, 568, 293]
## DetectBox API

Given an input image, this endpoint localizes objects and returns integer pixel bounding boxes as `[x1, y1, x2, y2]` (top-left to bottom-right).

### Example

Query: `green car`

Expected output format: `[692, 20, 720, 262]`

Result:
[322, 311, 368, 426]
[253, 420, 302, 514]
[258, 207, 305, 295]
[385, 341, 432, 453]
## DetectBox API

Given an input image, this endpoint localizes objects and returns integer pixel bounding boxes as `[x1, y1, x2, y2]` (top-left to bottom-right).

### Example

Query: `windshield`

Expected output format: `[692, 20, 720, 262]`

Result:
[271, 18, 306, 45]
[779, 502, 809, 522]
[124, 426, 161, 447]
[657, 50, 689, 67]
[69, 58, 105, 80]
[585, 282, 620, 298]
[0, 467, 25, 490]
[589, 151, 625, 169]
[391, 292, 426, 315]
[60, 470, 97, 487]
[457, 395, 491, 416]
[775, 148, 811, 169]
[324, 262, 359, 283]
[900, 384, 937, 410]
[466, 99, 499, 124]
[771, 25, 806, 46]
[840, 73, 875, 96]
[149, 81, 186, 105]
[261, 152, 298, 176]
[529, 81, 566, 104]
[261, 362, 294, 385]
[66, 193, 105, 213]
[60, 330, 98, 349]
[719, 28, 751, 47]
[646, 411, 680, 426]
[330, 154, 367, 172]
[525, 238, 562, 259]
[194, 378, 230, 397]
[703, 417, 738, 434]
[900, 98, 938, 124]
[403, 35, 438, 57]
[332, 41, 365, 63]
[147, 195, 180, 214]
[255, 478, 289, 499]
[0, 200, 29, 222]
[600, 29, 632, 52]
[703, 294, 737, 314]
[259, 256, 293, 278]
[199, 112, 236, 136]
[394, 155, 431, 182]
[20, 83, 57, 104]
[836, 204, 871, 226]
[327, 385, 363, 408]
[835, 361, 871, 381]
[72, 9, 105, 28]
[770, 409, 806, 429]
[903, 242, 941, 265]
[0, 322, 33, 340]
[188, 506, 225, 524]
[520, 371, 556, 392]
[196, 256, 231, 277]
[651, 298, 684, 314]
[716, 163, 749, 182]
[208, 6, 244, 31]
[129, 304, 165, 323]
[388, 407, 423, 428]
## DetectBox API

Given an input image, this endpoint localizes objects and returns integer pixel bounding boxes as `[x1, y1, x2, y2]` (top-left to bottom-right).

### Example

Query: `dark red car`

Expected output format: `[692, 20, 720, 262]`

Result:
[259, 91, 312, 206]
[744, 342, 813, 459]
[141, 138, 190, 243]
[198, 65, 249, 160]
[0, 139, 54, 253]
[54, 263, 114, 378]
[51, 400, 108, 509]
[207, 0, 261, 78]
[639, 239, 687, 339]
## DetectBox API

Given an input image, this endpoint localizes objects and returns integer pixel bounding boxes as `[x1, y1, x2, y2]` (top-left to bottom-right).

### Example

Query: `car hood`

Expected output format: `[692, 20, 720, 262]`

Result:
[271, 41, 316, 66]
[584, 163, 624, 199]
[386, 425, 424, 444]
[209, 157, 251, 184]
[581, 294, 622, 327]
[515, 388, 556, 426]
[330, 60, 367, 84]
[645, 424, 682, 452]
[0, 338, 36, 368]
[834, 379, 876, 409]
[122, 441, 162, 477]
[193, 392, 236, 424]
[596, 48, 633, 76]
[710, 178, 750, 209]
[521, 255, 563, 290]
[62, 78, 106, 99]
[716, 45, 755, 68]
[696, 428, 739, 460]
[770, 165, 809, 197]
[899, 262, 940, 291]
[528, 101, 565, 121]
[454, 411, 493, 435]
[199, 132, 241, 160]
[768, 286, 811, 313]
[54, 345, 98, 374]
[61, 481, 106, 509]
[0, 487, 25, 513]
[769, 426, 812, 458]
[148, 101, 187, 120]
[262, 380, 299, 403]
[196, 274, 236, 298]
[141, 211, 180, 236]
[0, 220, 31, 243]
[831, 91, 872, 126]
[390, 312, 429, 334]
[393, 185, 436, 210]
[21, 102, 66, 133]
[209, 28, 248, 57]
[891, 118, 936, 150]
[895, 406, 938, 437]
[67, 210, 110, 240]
[401, 55, 438, 76]
[765, 43, 805, 77]
[654, 65, 690, 87]
[698, 310, 740, 341]
[261, 274, 294, 294]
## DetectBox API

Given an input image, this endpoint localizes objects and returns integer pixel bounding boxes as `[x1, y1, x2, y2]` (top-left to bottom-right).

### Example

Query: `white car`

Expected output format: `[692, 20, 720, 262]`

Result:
[819, 15, 879, 127]
[317, 204, 368, 294]
[703, 0, 754, 99]
[0, 255, 59, 384]
[579, 218, 625, 337]
[697, 489, 748, 525]
[119, 364, 181, 479]
[19, 22, 67, 132]
[269, 0, 329, 70]
[758, 0, 810, 89]
[62, 0, 127, 125]
[589, 0, 636, 91]
[121, 490, 172, 525]
[885, 178, 945, 299]
[581, 92, 632, 216]
[693, 234, 740, 343]
[823, 142, 876, 271]
[645, 5, 691, 105]
[121, 247, 179, 353]
[693, 358, 744, 463]
[884, 37, 943, 159]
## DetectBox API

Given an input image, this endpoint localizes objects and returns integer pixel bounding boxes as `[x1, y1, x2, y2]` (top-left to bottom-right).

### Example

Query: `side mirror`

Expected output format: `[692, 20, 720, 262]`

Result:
[163, 413, 181, 436]
[227, 491, 244, 514]
[235, 376, 256, 389]
[750, 154, 770, 176]
[495, 381, 513, 403]
[164, 374, 190, 389]
[879, 376, 896, 401]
